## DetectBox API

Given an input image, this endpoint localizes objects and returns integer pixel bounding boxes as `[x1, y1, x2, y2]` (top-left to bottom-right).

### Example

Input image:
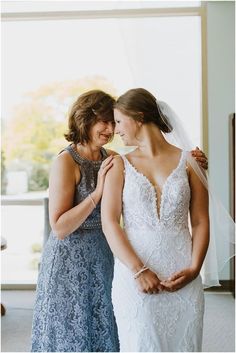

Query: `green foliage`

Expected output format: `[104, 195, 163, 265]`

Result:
[1, 150, 7, 194]
[29, 243, 43, 270]
[5, 102, 66, 165]
[29, 257, 40, 270]
[31, 242, 43, 253]
[28, 164, 49, 191]
[3, 76, 117, 192]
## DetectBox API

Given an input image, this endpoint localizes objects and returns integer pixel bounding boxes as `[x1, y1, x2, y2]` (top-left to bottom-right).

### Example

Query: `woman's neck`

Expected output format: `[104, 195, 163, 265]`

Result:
[76, 143, 102, 161]
[136, 123, 171, 157]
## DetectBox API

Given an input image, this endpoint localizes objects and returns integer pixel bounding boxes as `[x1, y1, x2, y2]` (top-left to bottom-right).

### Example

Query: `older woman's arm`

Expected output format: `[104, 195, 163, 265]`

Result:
[49, 152, 113, 240]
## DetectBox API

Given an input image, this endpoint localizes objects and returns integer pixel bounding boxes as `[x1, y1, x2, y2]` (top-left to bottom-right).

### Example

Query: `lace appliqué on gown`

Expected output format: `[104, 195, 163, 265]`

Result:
[112, 151, 204, 352]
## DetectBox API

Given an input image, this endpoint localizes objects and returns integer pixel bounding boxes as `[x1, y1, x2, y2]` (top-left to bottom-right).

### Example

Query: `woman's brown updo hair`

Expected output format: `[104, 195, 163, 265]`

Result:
[64, 90, 115, 144]
[114, 88, 172, 133]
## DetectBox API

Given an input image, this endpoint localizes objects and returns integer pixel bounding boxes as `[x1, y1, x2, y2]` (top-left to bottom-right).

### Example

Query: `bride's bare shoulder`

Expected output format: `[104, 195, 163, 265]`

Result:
[112, 154, 125, 168]
[106, 155, 125, 181]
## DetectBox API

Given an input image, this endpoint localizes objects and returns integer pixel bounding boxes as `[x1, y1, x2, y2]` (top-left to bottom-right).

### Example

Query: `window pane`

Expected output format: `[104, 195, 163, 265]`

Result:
[1, 204, 44, 284]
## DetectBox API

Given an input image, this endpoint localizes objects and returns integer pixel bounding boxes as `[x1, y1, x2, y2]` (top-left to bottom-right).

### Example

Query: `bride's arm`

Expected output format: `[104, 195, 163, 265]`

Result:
[101, 156, 143, 273]
[101, 156, 163, 293]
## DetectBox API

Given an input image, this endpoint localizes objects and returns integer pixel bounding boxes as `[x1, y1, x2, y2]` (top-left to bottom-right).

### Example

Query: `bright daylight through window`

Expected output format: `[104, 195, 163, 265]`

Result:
[1, 1, 202, 284]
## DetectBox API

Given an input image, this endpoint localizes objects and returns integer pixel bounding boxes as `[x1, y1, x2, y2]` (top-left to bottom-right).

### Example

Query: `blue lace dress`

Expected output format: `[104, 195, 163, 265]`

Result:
[31, 145, 119, 352]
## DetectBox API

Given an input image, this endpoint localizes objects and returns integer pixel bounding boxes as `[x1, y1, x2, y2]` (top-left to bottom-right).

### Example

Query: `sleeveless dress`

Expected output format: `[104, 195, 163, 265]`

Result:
[112, 150, 204, 352]
[31, 145, 119, 352]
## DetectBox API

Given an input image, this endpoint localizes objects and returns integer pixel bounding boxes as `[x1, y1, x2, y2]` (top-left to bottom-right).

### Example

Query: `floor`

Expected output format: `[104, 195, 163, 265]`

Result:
[1, 290, 235, 352]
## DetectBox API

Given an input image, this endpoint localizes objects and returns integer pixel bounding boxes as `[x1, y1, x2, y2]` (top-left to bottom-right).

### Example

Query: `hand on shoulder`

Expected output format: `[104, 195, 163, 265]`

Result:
[191, 147, 208, 170]
[103, 154, 125, 185]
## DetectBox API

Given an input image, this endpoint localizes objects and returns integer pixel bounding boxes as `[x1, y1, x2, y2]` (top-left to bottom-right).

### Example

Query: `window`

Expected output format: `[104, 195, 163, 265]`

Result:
[1, 1, 202, 284]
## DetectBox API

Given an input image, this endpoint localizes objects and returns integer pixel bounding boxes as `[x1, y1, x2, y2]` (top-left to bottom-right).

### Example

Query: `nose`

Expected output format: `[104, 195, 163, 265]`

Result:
[115, 124, 120, 135]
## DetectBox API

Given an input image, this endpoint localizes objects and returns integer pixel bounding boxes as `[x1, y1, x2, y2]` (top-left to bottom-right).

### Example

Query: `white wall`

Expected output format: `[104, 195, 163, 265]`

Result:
[206, 1, 235, 279]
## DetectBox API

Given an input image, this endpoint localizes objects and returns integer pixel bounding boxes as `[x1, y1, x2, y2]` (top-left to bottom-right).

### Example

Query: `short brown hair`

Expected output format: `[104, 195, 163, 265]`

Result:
[115, 88, 172, 133]
[64, 90, 115, 144]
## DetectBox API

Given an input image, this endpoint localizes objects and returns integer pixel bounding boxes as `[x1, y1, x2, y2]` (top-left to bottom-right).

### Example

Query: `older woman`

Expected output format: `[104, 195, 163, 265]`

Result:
[31, 90, 119, 352]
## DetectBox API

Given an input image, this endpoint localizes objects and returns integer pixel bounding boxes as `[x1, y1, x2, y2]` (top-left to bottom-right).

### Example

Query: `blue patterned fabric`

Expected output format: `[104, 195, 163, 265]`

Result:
[31, 145, 119, 352]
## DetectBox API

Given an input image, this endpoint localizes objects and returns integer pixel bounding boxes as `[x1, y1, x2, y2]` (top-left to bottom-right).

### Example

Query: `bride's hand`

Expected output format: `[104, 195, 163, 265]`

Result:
[136, 269, 164, 294]
[160, 268, 198, 292]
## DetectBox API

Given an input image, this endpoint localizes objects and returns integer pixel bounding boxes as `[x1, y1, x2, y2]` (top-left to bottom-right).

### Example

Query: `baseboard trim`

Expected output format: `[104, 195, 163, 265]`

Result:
[1, 283, 36, 290]
[204, 280, 235, 294]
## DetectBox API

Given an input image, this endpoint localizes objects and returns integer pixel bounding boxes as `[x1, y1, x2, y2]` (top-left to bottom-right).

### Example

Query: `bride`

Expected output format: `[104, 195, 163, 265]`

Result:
[101, 88, 210, 352]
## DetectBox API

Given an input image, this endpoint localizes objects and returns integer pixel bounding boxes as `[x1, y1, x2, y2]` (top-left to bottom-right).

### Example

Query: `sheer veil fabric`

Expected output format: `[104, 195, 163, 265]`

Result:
[157, 101, 235, 288]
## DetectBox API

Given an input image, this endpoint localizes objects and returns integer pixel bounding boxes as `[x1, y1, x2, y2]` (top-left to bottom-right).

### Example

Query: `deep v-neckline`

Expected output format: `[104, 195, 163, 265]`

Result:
[123, 150, 184, 221]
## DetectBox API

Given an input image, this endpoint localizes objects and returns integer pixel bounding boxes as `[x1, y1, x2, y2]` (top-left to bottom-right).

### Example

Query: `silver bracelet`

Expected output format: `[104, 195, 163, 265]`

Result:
[134, 266, 149, 279]
[88, 194, 96, 209]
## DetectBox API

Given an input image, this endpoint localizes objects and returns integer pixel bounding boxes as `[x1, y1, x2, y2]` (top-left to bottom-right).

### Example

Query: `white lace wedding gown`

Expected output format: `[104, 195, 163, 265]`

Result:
[112, 151, 204, 352]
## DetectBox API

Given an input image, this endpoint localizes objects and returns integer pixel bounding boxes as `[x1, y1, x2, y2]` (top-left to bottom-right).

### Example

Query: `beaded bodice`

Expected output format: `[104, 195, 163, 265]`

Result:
[64, 144, 108, 230]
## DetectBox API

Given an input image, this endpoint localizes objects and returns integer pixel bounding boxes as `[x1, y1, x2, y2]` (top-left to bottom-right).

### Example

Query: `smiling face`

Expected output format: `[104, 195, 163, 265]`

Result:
[89, 120, 114, 147]
[65, 90, 116, 146]
[114, 109, 140, 146]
